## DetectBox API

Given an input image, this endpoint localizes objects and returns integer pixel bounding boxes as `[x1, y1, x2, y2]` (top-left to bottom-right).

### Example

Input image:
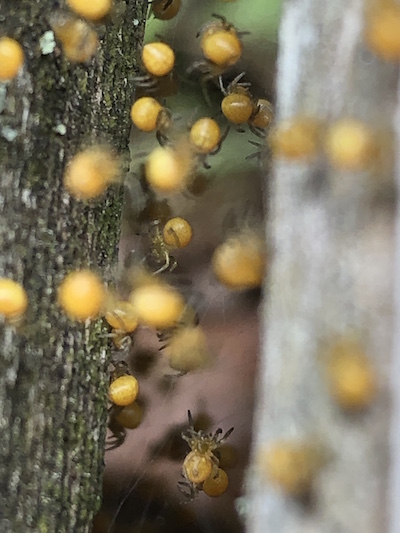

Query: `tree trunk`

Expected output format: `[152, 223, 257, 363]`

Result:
[247, 1, 398, 532]
[0, 1, 147, 531]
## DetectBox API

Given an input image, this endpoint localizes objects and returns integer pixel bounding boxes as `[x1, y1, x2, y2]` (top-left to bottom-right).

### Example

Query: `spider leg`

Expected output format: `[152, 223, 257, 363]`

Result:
[201, 79, 213, 107]
[219, 426, 234, 443]
[154, 32, 166, 41]
[163, 369, 187, 378]
[107, 416, 127, 450]
[248, 139, 262, 148]
[177, 480, 198, 502]
[218, 75, 227, 95]
[110, 360, 130, 377]
[228, 71, 247, 90]
[202, 158, 211, 170]
[211, 13, 228, 25]
[214, 428, 223, 439]
[133, 74, 152, 82]
[156, 130, 169, 147]
[245, 139, 264, 161]
[210, 125, 230, 157]
[169, 256, 177, 272]
[152, 250, 170, 275]
[133, 76, 158, 90]
[249, 124, 267, 138]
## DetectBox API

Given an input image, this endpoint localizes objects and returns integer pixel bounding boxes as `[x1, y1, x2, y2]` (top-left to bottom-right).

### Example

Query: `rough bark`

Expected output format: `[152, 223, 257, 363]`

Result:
[0, 1, 147, 531]
[247, 1, 398, 532]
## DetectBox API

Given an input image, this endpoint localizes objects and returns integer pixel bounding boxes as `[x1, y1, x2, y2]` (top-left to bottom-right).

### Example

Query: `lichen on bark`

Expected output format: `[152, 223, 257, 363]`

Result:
[0, 1, 148, 531]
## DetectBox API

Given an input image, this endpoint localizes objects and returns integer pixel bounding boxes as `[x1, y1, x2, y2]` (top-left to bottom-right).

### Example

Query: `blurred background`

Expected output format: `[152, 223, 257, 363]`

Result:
[93, 1, 282, 531]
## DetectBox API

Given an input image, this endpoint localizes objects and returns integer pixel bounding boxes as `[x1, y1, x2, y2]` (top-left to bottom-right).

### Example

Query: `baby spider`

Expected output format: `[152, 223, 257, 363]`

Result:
[250, 98, 274, 134]
[137, 196, 173, 227]
[149, 0, 181, 20]
[212, 227, 267, 290]
[188, 15, 246, 82]
[219, 72, 254, 126]
[203, 465, 229, 497]
[145, 139, 197, 193]
[0, 278, 28, 323]
[50, 12, 99, 63]
[104, 299, 138, 352]
[148, 219, 178, 274]
[129, 277, 185, 329]
[178, 465, 229, 500]
[130, 96, 172, 145]
[145, 216, 193, 273]
[177, 478, 200, 502]
[108, 360, 139, 407]
[199, 14, 244, 69]
[158, 322, 212, 375]
[107, 401, 143, 451]
[181, 410, 234, 488]
[107, 405, 127, 451]
[134, 41, 175, 93]
[145, 216, 192, 273]
[189, 117, 230, 169]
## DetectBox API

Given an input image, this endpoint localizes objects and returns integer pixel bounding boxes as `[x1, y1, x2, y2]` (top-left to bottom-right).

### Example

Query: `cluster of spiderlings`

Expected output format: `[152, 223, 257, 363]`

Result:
[122, 8, 274, 499]
[43, 1, 269, 484]
[0, 10, 268, 508]
[129, 10, 270, 296]
[1, 5, 269, 521]
[56, 265, 190, 444]
[178, 411, 233, 500]
[268, 115, 381, 170]
[0, 1, 148, 461]
[220, 72, 274, 137]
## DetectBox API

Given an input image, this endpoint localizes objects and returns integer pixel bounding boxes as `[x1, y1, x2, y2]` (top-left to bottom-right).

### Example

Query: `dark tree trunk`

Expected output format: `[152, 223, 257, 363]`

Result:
[0, 1, 147, 531]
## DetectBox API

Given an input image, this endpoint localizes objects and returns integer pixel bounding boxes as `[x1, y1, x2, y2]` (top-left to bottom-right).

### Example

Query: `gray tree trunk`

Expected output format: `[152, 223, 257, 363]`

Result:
[247, 1, 399, 532]
[0, 2, 147, 531]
